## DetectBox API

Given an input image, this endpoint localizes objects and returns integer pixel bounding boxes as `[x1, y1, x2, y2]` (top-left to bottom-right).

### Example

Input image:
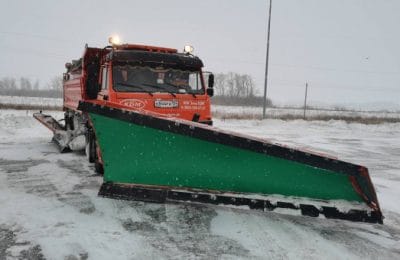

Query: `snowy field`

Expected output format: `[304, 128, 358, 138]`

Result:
[0, 96, 63, 107]
[212, 105, 400, 120]
[0, 109, 400, 259]
[1, 95, 399, 122]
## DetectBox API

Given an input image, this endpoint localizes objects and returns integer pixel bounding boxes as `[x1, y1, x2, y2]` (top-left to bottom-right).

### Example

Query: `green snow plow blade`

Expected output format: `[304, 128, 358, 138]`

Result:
[78, 101, 383, 223]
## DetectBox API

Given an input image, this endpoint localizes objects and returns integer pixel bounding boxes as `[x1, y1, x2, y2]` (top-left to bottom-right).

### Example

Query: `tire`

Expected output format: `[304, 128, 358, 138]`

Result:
[95, 160, 104, 175]
[65, 113, 74, 131]
[85, 129, 96, 163]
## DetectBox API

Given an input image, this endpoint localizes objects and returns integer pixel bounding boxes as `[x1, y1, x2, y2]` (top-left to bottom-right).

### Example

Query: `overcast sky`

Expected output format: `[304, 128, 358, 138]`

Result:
[1, 0, 399, 107]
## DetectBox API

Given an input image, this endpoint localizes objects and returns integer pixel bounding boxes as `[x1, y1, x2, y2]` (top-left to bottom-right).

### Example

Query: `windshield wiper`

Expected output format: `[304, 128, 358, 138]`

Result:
[188, 91, 197, 98]
[164, 81, 180, 89]
[116, 82, 153, 96]
[142, 83, 176, 97]
[164, 82, 197, 98]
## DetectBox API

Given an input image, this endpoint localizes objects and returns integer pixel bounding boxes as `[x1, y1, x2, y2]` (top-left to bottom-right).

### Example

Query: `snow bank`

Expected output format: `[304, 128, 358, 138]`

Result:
[0, 95, 62, 107]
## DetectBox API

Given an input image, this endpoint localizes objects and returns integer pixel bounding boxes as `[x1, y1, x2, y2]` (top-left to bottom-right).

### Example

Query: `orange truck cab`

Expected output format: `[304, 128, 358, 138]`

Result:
[61, 40, 214, 173]
[63, 42, 214, 125]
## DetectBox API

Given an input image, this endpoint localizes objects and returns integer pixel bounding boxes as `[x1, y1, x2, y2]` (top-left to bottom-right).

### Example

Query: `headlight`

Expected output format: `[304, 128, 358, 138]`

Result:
[183, 45, 194, 54]
[108, 35, 121, 46]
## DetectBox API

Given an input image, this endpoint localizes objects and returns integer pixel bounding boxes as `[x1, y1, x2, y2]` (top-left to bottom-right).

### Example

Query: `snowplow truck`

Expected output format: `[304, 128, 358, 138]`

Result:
[34, 40, 383, 224]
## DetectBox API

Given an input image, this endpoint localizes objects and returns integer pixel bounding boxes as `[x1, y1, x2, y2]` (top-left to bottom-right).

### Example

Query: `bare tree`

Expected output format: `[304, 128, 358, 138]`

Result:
[33, 80, 40, 91]
[0, 76, 63, 98]
[214, 73, 227, 96]
[214, 72, 257, 98]
[47, 76, 63, 91]
[243, 74, 256, 97]
[20, 77, 32, 91]
[0, 77, 17, 90]
[226, 72, 235, 97]
[212, 72, 271, 107]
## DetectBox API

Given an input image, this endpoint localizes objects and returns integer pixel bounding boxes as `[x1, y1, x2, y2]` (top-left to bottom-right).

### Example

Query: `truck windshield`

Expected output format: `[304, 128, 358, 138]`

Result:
[113, 65, 204, 94]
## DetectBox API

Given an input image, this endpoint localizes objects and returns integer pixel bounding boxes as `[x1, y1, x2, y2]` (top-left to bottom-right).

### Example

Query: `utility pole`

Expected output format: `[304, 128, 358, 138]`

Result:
[262, 0, 273, 119]
[303, 82, 308, 119]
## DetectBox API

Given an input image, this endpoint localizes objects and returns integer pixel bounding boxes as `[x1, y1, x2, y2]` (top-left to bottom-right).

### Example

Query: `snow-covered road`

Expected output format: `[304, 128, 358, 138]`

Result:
[0, 109, 399, 259]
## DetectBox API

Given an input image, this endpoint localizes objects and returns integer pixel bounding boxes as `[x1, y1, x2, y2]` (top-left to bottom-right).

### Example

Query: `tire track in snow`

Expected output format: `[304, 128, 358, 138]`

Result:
[0, 156, 98, 215]
[0, 225, 46, 260]
[56, 159, 99, 215]
[0, 159, 58, 198]
[210, 207, 400, 259]
[120, 202, 250, 259]
[288, 217, 400, 259]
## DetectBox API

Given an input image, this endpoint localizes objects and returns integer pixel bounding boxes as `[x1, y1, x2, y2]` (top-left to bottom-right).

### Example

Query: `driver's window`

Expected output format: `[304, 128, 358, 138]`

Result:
[202, 71, 211, 89]
[101, 67, 108, 90]
[189, 73, 200, 91]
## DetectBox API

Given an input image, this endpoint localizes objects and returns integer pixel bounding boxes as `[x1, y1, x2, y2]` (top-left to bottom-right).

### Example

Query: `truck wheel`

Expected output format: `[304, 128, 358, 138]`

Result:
[65, 113, 74, 131]
[95, 160, 104, 175]
[85, 130, 96, 163]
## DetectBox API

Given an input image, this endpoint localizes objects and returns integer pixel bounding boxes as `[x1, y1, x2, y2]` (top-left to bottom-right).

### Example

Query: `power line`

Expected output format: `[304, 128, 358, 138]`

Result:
[270, 63, 400, 75]
[4, 31, 397, 75]
[268, 80, 400, 92]
[272, 31, 400, 43]
[0, 45, 67, 60]
[210, 58, 400, 75]
[0, 31, 73, 44]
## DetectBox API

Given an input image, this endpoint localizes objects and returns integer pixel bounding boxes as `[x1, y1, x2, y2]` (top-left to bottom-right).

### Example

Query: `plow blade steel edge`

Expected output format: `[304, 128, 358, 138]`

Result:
[78, 101, 383, 223]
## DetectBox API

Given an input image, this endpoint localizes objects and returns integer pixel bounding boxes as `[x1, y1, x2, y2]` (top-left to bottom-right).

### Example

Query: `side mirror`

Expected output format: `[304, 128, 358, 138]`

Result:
[207, 73, 214, 97]
[206, 88, 214, 97]
[63, 73, 70, 81]
[208, 73, 214, 89]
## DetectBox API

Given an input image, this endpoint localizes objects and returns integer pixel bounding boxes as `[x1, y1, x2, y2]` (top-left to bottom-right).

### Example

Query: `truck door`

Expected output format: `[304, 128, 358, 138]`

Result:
[85, 57, 100, 99]
[98, 66, 109, 101]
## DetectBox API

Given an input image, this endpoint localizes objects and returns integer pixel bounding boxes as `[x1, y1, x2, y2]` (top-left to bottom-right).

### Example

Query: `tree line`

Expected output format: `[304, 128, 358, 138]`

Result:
[1, 73, 273, 107]
[0, 76, 62, 98]
[213, 72, 272, 107]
